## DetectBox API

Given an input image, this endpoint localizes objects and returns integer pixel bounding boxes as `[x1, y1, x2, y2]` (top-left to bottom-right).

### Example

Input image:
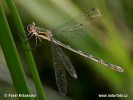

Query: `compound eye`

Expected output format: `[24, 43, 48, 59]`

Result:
[27, 25, 32, 31]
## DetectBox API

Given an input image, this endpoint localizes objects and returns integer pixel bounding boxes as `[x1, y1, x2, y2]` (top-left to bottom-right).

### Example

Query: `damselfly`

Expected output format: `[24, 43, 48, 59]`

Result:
[25, 8, 124, 96]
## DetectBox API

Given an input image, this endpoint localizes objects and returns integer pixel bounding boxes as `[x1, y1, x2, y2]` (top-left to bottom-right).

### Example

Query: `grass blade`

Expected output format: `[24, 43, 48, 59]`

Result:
[5, 0, 47, 99]
[0, 5, 33, 100]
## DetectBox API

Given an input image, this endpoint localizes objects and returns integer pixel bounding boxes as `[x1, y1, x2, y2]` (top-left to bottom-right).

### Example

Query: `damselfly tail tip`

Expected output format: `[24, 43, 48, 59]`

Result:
[114, 66, 124, 73]
[118, 68, 124, 73]
[108, 63, 124, 73]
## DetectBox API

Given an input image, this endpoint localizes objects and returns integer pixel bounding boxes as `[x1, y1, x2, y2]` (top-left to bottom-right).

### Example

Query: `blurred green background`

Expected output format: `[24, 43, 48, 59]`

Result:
[0, 0, 133, 100]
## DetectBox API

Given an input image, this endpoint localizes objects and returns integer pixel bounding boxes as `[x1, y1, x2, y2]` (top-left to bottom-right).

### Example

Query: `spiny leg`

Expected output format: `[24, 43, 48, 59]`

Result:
[35, 34, 38, 46]
[36, 35, 42, 46]
[29, 34, 42, 50]
[23, 33, 35, 44]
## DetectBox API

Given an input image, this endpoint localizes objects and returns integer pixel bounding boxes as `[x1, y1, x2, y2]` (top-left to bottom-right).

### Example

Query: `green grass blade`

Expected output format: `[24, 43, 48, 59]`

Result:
[5, 0, 47, 99]
[0, 5, 33, 100]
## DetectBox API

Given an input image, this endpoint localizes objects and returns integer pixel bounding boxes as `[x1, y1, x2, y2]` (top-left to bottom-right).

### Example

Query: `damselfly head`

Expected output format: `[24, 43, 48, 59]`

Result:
[27, 22, 36, 32]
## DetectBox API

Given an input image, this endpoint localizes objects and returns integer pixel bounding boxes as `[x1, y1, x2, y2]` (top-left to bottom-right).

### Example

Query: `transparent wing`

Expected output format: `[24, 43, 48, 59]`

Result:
[52, 8, 101, 37]
[51, 42, 67, 96]
[52, 39, 77, 79]
[51, 40, 77, 95]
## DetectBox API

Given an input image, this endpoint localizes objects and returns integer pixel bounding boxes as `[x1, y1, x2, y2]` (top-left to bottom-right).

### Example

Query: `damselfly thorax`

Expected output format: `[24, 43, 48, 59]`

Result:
[27, 22, 52, 41]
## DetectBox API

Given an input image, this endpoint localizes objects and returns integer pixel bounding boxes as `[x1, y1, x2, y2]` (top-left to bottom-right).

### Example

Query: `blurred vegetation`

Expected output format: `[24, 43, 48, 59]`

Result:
[0, 0, 133, 100]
